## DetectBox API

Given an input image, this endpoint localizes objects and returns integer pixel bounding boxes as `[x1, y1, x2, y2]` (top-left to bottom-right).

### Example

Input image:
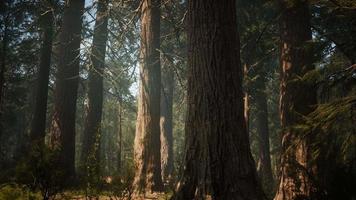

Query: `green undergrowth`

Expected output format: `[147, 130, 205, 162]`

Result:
[0, 183, 42, 200]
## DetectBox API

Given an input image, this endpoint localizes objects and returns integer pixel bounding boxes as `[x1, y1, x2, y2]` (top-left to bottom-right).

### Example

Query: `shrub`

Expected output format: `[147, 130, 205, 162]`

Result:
[15, 143, 66, 200]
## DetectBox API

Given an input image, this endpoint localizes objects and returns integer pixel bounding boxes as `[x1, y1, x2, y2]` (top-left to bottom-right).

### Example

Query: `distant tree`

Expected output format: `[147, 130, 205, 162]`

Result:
[50, 0, 85, 179]
[133, 0, 163, 193]
[30, 0, 55, 143]
[159, 2, 179, 183]
[237, 0, 277, 194]
[251, 64, 275, 194]
[81, 0, 109, 179]
[172, 0, 263, 199]
[160, 59, 174, 183]
[0, 0, 11, 143]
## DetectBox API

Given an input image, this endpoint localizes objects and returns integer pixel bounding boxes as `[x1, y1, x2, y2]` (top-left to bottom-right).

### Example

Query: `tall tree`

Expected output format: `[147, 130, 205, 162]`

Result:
[172, 0, 263, 199]
[160, 63, 174, 183]
[29, 0, 54, 143]
[0, 1, 10, 142]
[81, 0, 109, 177]
[237, 0, 278, 194]
[50, 0, 84, 179]
[254, 72, 274, 194]
[133, 0, 163, 193]
[274, 0, 318, 199]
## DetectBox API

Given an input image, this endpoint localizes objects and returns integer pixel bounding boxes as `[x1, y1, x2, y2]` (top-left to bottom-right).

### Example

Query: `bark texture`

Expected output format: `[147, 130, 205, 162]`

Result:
[243, 64, 250, 133]
[133, 0, 163, 193]
[160, 64, 174, 183]
[274, 1, 318, 199]
[50, 0, 84, 178]
[172, 1, 263, 199]
[30, 1, 54, 142]
[81, 0, 109, 176]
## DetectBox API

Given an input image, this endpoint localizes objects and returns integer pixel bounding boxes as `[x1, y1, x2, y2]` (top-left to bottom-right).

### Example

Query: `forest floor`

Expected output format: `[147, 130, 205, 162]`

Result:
[55, 192, 172, 200]
[0, 183, 173, 200]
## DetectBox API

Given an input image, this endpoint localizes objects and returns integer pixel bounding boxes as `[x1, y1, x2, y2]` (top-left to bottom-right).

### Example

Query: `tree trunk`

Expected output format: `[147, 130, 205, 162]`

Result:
[160, 64, 174, 183]
[172, 1, 263, 199]
[81, 0, 109, 177]
[117, 100, 122, 171]
[133, 0, 163, 193]
[49, 0, 84, 179]
[274, 1, 318, 199]
[254, 76, 274, 196]
[30, 1, 54, 143]
[0, 12, 9, 142]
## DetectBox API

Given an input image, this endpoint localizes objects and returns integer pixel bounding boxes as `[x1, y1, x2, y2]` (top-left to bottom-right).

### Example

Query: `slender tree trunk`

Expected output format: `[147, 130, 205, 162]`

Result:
[274, 1, 318, 199]
[133, 0, 163, 193]
[160, 64, 174, 183]
[81, 0, 109, 177]
[0, 14, 9, 142]
[117, 100, 122, 171]
[254, 76, 274, 196]
[172, 1, 263, 199]
[0, 26, 6, 115]
[30, 1, 54, 143]
[50, 0, 84, 179]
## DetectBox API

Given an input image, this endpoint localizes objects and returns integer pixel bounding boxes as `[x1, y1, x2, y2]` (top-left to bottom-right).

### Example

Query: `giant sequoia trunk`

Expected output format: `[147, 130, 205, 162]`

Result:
[133, 0, 163, 193]
[30, 1, 54, 142]
[172, 1, 263, 199]
[160, 64, 174, 183]
[81, 0, 109, 177]
[50, 0, 84, 179]
[254, 76, 274, 195]
[274, 1, 318, 199]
